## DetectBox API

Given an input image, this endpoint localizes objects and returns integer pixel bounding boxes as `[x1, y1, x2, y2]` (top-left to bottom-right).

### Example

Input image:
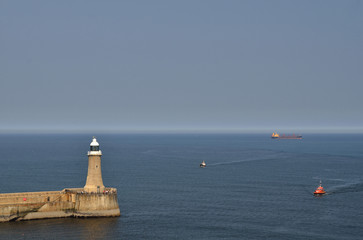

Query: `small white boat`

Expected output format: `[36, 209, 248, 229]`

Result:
[200, 161, 206, 168]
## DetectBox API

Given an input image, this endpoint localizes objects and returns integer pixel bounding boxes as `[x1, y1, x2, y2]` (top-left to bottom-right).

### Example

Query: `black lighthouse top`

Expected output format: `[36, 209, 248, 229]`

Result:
[90, 137, 100, 151]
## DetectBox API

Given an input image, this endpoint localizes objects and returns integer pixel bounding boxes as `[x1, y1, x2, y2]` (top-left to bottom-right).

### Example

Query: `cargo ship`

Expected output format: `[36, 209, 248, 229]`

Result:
[271, 132, 302, 139]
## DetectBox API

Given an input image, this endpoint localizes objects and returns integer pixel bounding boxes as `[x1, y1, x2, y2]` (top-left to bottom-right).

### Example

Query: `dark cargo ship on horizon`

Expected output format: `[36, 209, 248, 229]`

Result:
[271, 132, 302, 139]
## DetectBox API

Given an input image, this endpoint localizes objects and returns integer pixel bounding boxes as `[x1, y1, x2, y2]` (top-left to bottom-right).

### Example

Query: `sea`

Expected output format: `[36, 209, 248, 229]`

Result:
[0, 133, 362, 240]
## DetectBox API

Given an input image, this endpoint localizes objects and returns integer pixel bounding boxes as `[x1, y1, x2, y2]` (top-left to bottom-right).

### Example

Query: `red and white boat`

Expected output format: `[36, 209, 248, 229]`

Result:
[314, 180, 326, 195]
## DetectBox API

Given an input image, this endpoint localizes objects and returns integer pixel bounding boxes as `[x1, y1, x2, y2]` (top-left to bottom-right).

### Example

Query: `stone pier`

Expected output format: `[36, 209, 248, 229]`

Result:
[0, 137, 120, 222]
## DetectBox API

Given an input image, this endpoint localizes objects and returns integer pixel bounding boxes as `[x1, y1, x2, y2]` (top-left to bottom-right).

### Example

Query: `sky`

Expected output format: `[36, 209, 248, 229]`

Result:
[1, 0, 362, 133]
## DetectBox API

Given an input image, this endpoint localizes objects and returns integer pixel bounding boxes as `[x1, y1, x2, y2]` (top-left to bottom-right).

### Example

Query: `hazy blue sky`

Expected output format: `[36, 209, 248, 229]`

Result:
[1, 0, 362, 133]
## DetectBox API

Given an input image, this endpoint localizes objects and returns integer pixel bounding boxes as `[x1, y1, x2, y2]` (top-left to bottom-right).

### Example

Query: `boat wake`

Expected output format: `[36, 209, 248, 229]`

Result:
[206, 156, 283, 166]
[326, 181, 363, 195]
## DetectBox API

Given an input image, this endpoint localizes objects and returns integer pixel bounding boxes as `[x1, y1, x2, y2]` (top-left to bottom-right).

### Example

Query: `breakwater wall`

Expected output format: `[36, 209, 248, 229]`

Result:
[0, 188, 120, 222]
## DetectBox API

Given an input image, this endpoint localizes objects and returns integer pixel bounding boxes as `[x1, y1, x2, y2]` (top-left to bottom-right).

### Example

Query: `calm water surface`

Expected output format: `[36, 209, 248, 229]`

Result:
[0, 134, 362, 239]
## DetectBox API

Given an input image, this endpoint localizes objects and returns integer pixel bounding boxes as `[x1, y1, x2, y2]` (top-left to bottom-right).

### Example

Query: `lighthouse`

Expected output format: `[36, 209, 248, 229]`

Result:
[84, 137, 105, 193]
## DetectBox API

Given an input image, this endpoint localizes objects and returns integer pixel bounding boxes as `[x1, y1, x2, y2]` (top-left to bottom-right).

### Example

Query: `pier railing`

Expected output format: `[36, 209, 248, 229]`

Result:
[63, 187, 117, 195]
[0, 187, 118, 205]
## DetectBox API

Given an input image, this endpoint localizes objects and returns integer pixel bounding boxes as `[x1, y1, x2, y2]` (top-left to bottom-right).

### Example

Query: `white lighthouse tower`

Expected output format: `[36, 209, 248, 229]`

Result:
[84, 137, 105, 193]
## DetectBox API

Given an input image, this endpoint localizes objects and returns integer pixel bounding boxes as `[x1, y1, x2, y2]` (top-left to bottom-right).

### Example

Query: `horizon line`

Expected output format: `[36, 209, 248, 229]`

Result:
[0, 127, 363, 134]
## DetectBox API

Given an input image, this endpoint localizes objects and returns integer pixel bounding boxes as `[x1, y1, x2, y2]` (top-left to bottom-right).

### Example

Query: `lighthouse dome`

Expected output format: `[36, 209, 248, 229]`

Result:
[90, 137, 99, 147]
[88, 137, 102, 155]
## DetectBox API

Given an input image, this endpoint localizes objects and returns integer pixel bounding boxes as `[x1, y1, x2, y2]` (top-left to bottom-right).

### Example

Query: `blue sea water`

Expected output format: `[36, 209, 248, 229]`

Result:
[0, 134, 362, 239]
